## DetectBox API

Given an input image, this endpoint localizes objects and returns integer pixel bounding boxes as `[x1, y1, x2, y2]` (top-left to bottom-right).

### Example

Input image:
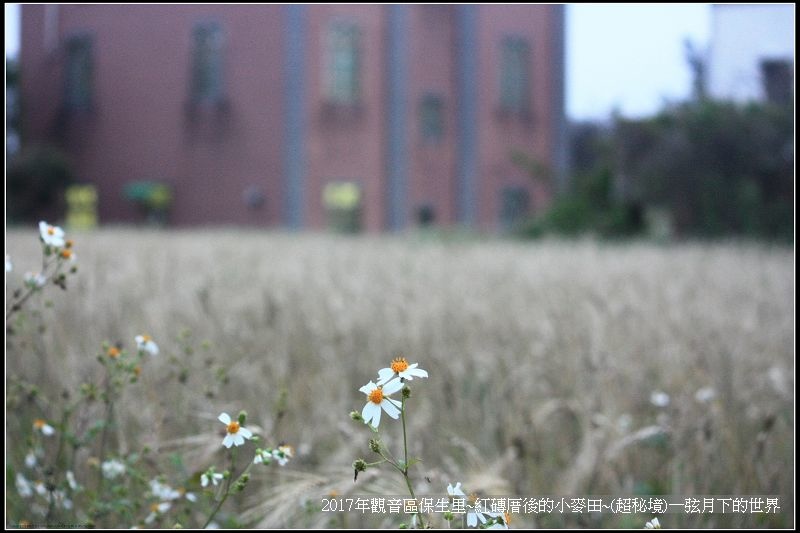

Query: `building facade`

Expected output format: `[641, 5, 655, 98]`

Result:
[20, 5, 566, 231]
[707, 4, 794, 105]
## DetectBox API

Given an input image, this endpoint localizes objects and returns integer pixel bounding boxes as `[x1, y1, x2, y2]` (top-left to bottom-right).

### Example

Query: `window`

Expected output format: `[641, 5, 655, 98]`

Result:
[499, 36, 531, 114]
[761, 59, 792, 105]
[326, 22, 360, 104]
[419, 94, 444, 141]
[499, 186, 530, 230]
[64, 35, 93, 111]
[191, 22, 224, 104]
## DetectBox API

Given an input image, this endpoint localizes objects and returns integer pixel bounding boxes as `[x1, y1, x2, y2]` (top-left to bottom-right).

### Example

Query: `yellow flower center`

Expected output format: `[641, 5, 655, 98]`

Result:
[368, 388, 384, 404]
[504, 512, 511, 525]
[33, 419, 47, 429]
[107, 347, 120, 359]
[47, 227, 55, 236]
[141, 334, 152, 343]
[150, 503, 161, 513]
[227, 421, 240, 434]
[65, 239, 74, 249]
[60, 249, 72, 259]
[390, 357, 409, 373]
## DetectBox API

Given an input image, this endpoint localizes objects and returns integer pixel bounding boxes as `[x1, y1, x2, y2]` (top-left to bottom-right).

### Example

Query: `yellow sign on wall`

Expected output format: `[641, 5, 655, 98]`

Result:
[65, 184, 98, 230]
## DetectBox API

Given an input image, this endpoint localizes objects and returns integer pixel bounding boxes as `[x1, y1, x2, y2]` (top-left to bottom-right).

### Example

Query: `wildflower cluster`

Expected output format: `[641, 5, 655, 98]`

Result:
[7, 221, 78, 320]
[446, 482, 510, 529]
[352, 356, 429, 527]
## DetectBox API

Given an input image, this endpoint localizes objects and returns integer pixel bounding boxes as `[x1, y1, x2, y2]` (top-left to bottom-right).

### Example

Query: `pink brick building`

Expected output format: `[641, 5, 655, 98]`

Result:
[20, 5, 566, 231]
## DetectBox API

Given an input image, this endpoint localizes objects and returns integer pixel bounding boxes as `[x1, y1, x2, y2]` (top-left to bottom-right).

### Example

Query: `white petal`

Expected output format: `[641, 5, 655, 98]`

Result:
[370, 404, 382, 427]
[222, 434, 234, 448]
[201, 475, 209, 487]
[385, 397, 402, 410]
[403, 367, 428, 379]
[362, 402, 380, 425]
[233, 434, 245, 447]
[218, 413, 231, 425]
[467, 513, 478, 527]
[359, 381, 377, 395]
[382, 379, 404, 396]
[254, 454, 263, 464]
[238, 426, 252, 439]
[381, 398, 401, 419]
[376, 368, 395, 385]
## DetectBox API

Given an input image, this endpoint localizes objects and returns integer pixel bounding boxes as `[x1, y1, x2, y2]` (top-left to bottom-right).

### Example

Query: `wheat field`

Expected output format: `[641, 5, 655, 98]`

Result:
[5, 228, 794, 528]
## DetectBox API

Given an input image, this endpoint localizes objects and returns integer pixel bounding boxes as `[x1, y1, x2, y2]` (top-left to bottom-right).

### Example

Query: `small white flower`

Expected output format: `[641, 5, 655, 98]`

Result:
[650, 391, 670, 408]
[218, 412, 253, 448]
[695, 386, 716, 403]
[34, 480, 48, 497]
[16, 473, 33, 498]
[206, 522, 220, 529]
[201, 468, 224, 487]
[24, 272, 47, 289]
[66, 470, 80, 491]
[645, 517, 661, 529]
[135, 334, 159, 356]
[101, 459, 126, 480]
[145, 502, 172, 524]
[272, 445, 294, 466]
[39, 221, 66, 248]
[54, 490, 73, 510]
[33, 418, 55, 436]
[6, 255, 11, 272]
[359, 380, 403, 428]
[149, 479, 181, 500]
[447, 482, 466, 498]
[376, 357, 428, 386]
[253, 449, 272, 465]
[25, 451, 37, 468]
[184, 491, 198, 502]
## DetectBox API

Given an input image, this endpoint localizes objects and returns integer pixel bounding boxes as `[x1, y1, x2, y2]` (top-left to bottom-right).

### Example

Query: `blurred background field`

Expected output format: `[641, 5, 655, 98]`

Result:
[6, 229, 794, 528]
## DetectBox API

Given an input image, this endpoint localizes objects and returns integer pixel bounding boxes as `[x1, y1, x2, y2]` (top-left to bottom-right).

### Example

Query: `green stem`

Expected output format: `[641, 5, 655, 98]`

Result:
[203, 447, 251, 528]
[400, 392, 425, 529]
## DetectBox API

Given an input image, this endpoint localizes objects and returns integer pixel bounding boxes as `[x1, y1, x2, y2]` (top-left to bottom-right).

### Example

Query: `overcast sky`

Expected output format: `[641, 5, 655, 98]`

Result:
[4, 3, 710, 121]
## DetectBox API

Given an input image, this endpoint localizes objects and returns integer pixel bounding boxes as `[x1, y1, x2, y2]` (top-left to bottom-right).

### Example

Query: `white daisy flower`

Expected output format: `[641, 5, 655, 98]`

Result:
[66, 471, 80, 491]
[59, 248, 77, 262]
[218, 412, 253, 448]
[101, 459, 126, 479]
[16, 473, 33, 498]
[447, 482, 466, 498]
[650, 391, 670, 408]
[135, 334, 159, 356]
[376, 357, 428, 386]
[54, 490, 73, 510]
[253, 449, 272, 465]
[24, 272, 47, 289]
[34, 480, 48, 497]
[149, 479, 181, 501]
[359, 380, 403, 428]
[273, 445, 294, 466]
[33, 418, 55, 436]
[201, 468, 224, 487]
[25, 451, 37, 468]
[39, 221, 66, 248]
[5, 255, 11, 272]
[645, 517, 661, 529]
[145, 502, 171, 524]
[695, 386, 716, 403]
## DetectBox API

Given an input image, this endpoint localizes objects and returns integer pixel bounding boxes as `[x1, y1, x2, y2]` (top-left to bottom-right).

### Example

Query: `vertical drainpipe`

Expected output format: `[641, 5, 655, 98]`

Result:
[550, 5, 569, 195]
[456, 5, 479, 227]
[385, 5, 409, 231]
[284, 5, 306, 229]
